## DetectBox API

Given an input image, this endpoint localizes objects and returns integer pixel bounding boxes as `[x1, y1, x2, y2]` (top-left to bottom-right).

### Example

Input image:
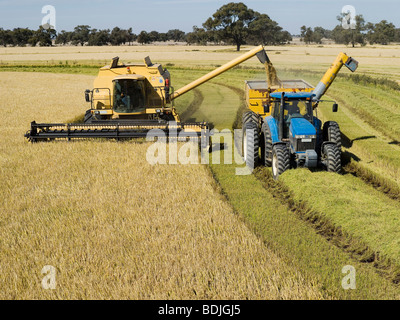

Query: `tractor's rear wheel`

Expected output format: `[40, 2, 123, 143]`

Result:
[272, 144, 290, 180]
[323, 121, 341, 150]
[322, 143, 341, 173]
[242, 110, 258, 128]
[243, 121, 259, 169]
[261, 122, 273, 167]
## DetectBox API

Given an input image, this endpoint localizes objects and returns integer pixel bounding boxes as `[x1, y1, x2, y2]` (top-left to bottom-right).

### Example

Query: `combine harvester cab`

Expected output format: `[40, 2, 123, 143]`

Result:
[242, 52, 359, 179]
[25, 46, 270, 146]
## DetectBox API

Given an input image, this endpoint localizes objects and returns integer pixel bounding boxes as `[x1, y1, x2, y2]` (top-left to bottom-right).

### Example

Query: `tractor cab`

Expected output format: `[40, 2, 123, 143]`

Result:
[112, 74, 146, 114]
[270, 92, 315, 140]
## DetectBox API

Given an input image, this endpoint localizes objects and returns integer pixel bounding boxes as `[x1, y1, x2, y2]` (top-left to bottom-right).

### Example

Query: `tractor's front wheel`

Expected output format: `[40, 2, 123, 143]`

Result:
[272, 144, 290, 180]
[243, 121, 259, 169]
[322, 143, 341, 173]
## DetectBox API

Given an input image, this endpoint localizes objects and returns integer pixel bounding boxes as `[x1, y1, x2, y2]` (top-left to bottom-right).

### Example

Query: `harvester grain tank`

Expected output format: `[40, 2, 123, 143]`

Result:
[25, 46, 269, 143]
[242, 52, 359, 179]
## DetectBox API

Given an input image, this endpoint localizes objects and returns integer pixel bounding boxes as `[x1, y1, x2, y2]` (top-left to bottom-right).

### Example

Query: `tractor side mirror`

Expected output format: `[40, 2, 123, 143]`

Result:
[332, 103, 338, 113]
[263, 104, 270, 114]
[85, 90, 91, 103]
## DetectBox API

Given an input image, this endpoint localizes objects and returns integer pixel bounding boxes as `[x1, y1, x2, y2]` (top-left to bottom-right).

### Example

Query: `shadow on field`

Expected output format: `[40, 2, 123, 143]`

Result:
[389, 140, 400, 146]
[341, 133, 377, 149]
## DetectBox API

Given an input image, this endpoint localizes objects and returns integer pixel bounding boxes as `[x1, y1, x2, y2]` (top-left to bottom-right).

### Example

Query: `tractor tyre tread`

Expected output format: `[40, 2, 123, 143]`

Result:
[323, 121, 341, 150]
[261, 122, 273, 167]
[272, 144, 290, 180]
[243, 121, 259, 169]
[323, 143, 341, 173]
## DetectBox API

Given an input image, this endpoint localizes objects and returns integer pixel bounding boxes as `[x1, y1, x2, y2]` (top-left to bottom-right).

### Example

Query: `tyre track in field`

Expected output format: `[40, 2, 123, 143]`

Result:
[253, 167, 400, 285]
[179, 88, 204, 122]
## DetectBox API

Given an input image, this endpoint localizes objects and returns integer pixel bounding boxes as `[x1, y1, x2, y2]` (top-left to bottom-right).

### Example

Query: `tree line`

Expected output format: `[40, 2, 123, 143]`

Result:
[301, 14, 400, 46]
[0, 26, 187, 47]
[0, 3, 291, 50]
[1, 2, 399, 49]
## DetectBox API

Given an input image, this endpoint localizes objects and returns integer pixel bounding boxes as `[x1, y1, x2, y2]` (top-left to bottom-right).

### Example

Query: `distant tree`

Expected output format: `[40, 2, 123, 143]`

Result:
[395, 28, 400, 42]
[314, 26, 332, 39]
[29, 26, 56, 47]
[137, 31, 151, 44]
[0, 28, 13, 46]
[166, 29, 185, 42]
[247, 13, 290, 45]
[277, 30, 292, 44]
[366, 20, 396, 45]
[71, 25, 91, 46]
[185, 26, 211, 45]
[149, 31, 160, 42]
[11, 28, 34, 46]
[55, 30, 73, 45]
[88, 29, 110, 46]
[109, 27, 129, 45]
[126, 28, 137, 45]
[331, 14, 366, 47]
[203, 2, 257, 51]
[300, 26, 315, 44]
[158, 32, 168, 42]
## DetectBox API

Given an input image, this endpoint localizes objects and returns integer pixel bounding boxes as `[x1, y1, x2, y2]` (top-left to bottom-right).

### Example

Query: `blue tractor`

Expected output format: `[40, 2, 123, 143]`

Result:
[261, 91, 341, 179]
[241, 52, 358, 179]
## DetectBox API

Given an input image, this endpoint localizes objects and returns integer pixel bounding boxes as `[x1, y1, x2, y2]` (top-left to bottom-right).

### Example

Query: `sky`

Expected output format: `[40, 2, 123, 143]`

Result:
[0, 0, 398, 35]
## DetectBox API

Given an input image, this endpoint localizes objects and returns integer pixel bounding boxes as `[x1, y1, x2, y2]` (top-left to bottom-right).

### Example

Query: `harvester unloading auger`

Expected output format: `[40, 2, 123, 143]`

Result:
[25, 45, 270, 144]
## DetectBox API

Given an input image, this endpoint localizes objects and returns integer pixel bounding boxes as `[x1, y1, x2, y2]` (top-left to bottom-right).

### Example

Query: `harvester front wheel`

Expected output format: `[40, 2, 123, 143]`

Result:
[322, 143, 341, 173]
[272, 144, 290, 180]
[261, 123, 273, 167]
[323, 121, 341, 150]
[243, 121, 259, 169]
[84, 109, 95, 123]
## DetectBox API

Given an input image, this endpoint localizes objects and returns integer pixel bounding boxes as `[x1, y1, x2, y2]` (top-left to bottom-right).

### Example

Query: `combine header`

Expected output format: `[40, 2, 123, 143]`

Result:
[25, 46, 270, 144]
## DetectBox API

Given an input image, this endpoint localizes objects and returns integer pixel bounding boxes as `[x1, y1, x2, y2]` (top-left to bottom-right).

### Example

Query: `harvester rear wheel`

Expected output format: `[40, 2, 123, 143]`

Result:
[322, 143, 341, 173]
[323, 121, 341, 150]
[272, 144, 290, 180]
[243, 121, 259, 169]
[261, 123, 273, 167]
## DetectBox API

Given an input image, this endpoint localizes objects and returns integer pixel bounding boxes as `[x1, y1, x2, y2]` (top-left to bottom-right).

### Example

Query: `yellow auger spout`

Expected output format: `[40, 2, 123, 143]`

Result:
[170, 45, 268, 101]
[313, 52, 359, 101]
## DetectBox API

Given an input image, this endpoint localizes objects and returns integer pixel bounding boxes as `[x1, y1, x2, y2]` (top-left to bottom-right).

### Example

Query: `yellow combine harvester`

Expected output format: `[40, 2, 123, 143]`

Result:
[25, 46, 270, 143]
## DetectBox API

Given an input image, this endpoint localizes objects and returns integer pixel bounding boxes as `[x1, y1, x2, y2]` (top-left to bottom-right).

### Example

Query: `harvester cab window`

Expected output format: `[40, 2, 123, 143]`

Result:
[113, 79, 146, 113]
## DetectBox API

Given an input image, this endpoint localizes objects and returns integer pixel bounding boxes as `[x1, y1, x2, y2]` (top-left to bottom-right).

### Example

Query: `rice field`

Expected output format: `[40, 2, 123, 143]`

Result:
[1, 43, 400, 300]
[0, 72, 323, 299]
